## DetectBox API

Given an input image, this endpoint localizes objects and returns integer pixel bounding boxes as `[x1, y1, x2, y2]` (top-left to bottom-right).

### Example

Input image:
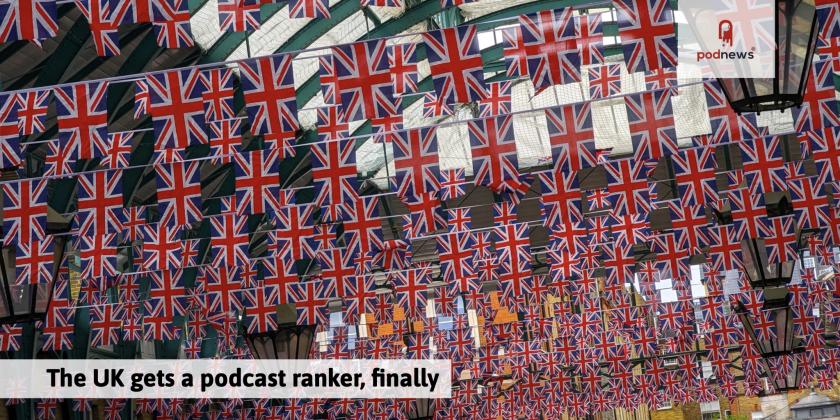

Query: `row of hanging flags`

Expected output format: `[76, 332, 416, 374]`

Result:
[1, 0, 840, 417]
[0, 0, 481, 54]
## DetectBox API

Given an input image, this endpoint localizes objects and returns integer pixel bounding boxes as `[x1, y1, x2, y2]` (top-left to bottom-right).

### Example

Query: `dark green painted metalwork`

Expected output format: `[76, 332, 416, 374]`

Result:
[18, 17, 90, 90]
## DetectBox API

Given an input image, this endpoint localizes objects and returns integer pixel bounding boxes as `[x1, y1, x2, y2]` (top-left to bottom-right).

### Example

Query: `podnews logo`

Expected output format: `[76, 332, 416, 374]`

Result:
[695, 19, 756, 61]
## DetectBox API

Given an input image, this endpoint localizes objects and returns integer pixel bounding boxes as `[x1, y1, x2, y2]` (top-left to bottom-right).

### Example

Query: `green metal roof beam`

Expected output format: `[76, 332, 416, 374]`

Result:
[25, 15, 90, 89]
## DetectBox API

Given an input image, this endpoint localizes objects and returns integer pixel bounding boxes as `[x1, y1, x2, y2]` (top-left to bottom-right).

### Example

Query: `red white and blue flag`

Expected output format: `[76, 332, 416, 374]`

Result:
[423, 25, 486, 104]
[0, 0, 58, 42]
[331, 39, 398, 122]
[392, 127, 440, 198]
[76, 0, 121, 56]
[289, 0, 329, 18]
[516, 8, 580, 92]
[2, 178, 49, 247]
[613, 0, 677, 72]
[218, 0, 261, 33]
[146, 68, 208, 150]
[55, 81, 109, 161]
[239, 55, 299, 135]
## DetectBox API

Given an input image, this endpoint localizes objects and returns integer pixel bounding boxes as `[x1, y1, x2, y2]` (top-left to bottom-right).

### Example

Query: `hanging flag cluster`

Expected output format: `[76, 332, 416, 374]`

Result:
[1, 0, 840, 418]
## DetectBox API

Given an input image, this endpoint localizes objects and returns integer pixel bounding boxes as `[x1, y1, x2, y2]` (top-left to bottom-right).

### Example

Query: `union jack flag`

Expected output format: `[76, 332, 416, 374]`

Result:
[403, 192, 447, 237]
[207, 119, 241, 164]
[391, 265, 431, 319]
[501, 24, 530, 79]
[143, 301, 181, 341]
[613, 0, 677, 72]
[76, 233, 119, 280]
[738, 136, 786, 194]
[310, 138, 359, 212]
[468, 115, 524, 194]
[588, 64, 621, 99]
[763, 216, 797, 264]
[316, 106, 348, 141]
[287, 281, 330, 325]
[134, 79, 150, 119]
[111, 0, 153, 23]
[788, 176, 831, 230]
[315, 247, 354, 293]
[202, 266, 244, 317]
[644, 66, 677, 91]
[209, 213, 250, 267]
[494, 222, 532, 302]
[318, 55, 338, 105]
[2, 178, 48, 247]
[392, 127, 440, 198]
[75, 0, 120, 56]
[624, 89, 677, 161]
[218, 0, 260, 33]
[331, 39, 398, 121]
[516, 8, 580, 92]
[0, 93, 20, 169]
[817, 0, 840, 42]
[360, 0, 402, 7]
[43, 140, 74, 176]
[436, 0, 478, 7]
[200, 68, 236, 122]
[146, 268, 189, 319]
[804, 126, 840, 186]
[793, 59, 840, 132]
[0, 0, 58, 42]
[14, 236, 53, 285]
[604, 159, 651, 215]
[575, 12, 604, 66]
[439, 168, 467, 201]
[101, 132, 134, 169]
[155, 161, 203, 226]
[146, 68, 207, 150]
[40, 278, 75, 351]
[342, 274, 375, 323]
[35, 400, 60, 419]
[422, 25, 486, 104]
[90, 303, 123, 347]
[671, 146, 718, 207]
[389, 43, 419, 96]
[545, 103, 597, 174]
[423, 93, 452, 118]
[271, 203, 316, 263]
[0, 323, 22, 352]
[289, 0, 329, 18]
[241, 285, 280, 333]
[76, 169, 127, 237]
[370, 113, 402, 144]
[239, 54, 299, 135]
[55, 81, 109, 161]
[16, 89, 49, 135]
[342, 196, 383, 259]
[151, 0, 194, 48]
[234, 148, 281, 215]
[437, 231, 476, 290]
[478, 81, 512, 117]
[141, 211, 182, 271]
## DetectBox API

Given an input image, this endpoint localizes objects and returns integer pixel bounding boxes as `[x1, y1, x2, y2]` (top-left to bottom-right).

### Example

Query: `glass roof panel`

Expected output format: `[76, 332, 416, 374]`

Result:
[460, 0, 537, 21]
[190, 0, 226, 50]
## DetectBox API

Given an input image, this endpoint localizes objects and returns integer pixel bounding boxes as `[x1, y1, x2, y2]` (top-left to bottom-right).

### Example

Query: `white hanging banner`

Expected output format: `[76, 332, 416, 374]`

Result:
[0, 359, 451, 399]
